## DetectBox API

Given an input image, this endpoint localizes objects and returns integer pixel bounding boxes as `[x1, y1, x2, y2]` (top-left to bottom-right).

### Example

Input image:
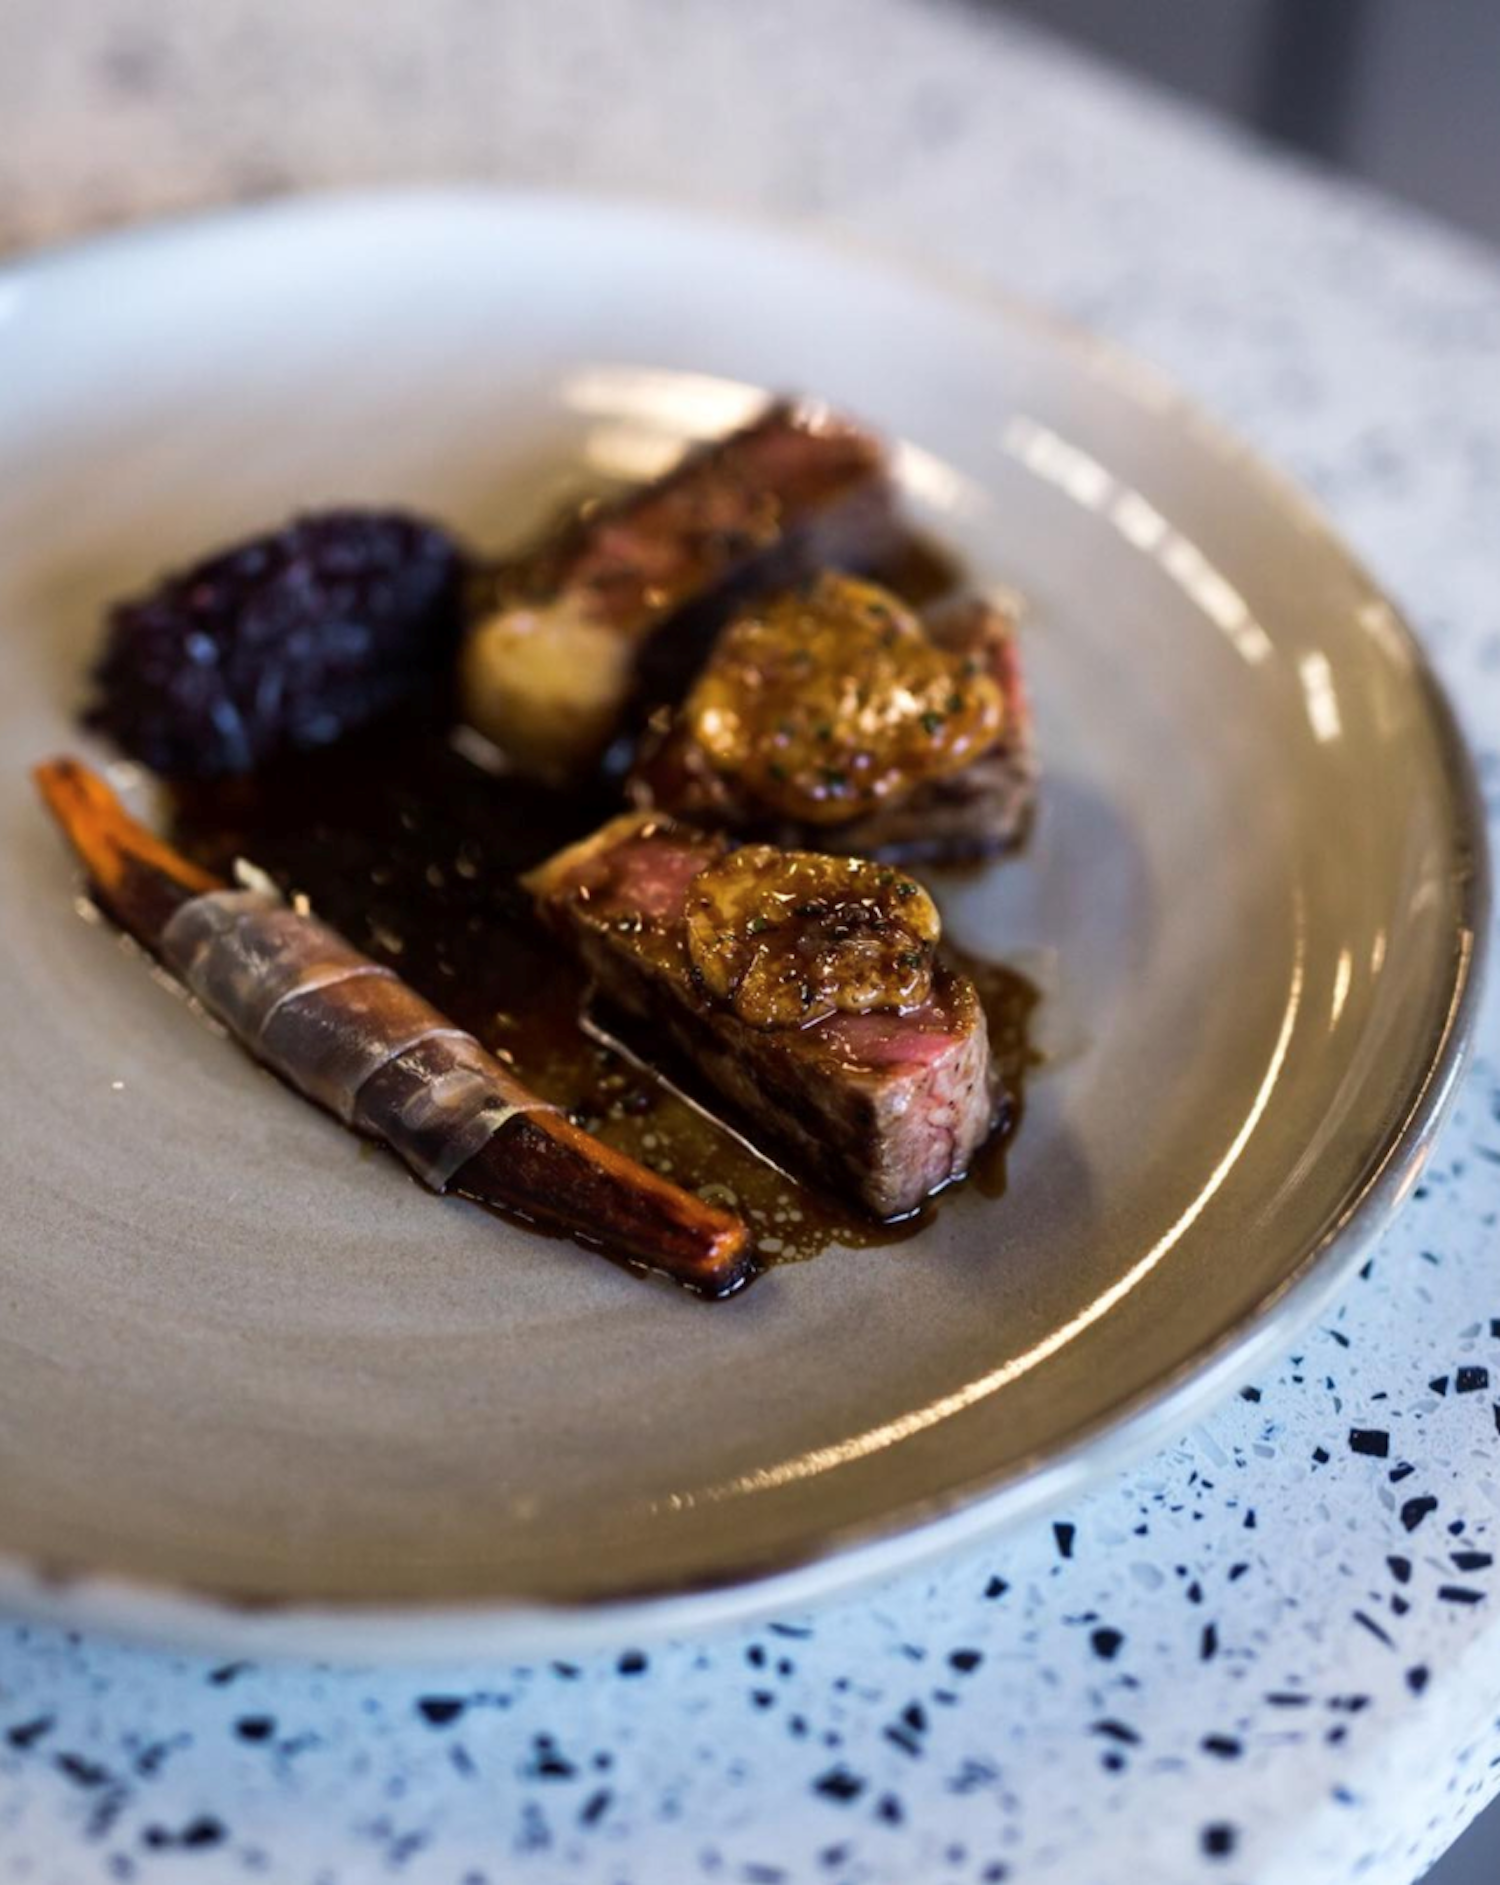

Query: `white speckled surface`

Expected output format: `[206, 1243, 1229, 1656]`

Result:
[3, 2, 1500, 1880]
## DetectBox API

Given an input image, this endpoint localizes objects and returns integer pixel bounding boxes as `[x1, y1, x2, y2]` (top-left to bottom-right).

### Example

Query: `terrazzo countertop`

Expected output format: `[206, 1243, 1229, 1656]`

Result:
[4, 2, 1500, 1881]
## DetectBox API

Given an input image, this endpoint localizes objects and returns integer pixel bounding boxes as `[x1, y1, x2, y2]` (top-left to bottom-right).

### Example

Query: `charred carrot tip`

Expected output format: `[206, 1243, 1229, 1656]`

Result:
[32, 755, 93, 824]
[33, 756, 219, 904]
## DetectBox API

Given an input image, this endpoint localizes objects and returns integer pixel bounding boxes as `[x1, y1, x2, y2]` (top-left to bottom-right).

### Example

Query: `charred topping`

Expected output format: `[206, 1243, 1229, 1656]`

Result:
[683, 845, 941, 1029]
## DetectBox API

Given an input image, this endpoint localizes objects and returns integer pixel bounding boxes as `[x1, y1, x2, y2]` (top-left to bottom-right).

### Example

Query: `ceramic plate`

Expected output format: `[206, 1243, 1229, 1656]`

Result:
[0, 192, 1484, 1658]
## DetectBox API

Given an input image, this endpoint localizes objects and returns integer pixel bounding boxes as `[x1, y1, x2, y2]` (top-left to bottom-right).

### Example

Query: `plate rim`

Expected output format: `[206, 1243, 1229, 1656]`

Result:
[0, 184, 1488, 1658]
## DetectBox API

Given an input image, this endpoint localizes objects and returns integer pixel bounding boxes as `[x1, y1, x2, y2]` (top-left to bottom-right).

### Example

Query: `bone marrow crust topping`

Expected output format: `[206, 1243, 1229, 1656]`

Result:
[683, 845, 942, 1030]
[681, 574, 1005, 823]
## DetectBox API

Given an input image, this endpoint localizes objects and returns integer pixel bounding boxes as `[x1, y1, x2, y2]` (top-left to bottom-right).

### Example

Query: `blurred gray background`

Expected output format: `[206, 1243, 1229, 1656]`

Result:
[3, 0, 1498, 259]
[996, 0, 1500, 248]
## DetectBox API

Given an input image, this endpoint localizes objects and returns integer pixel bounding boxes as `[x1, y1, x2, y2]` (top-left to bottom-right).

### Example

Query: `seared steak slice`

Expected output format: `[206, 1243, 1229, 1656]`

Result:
[460, 403, 896, 781]
[525, 815, 1002, 1218]
[630, 580, 1035, 865]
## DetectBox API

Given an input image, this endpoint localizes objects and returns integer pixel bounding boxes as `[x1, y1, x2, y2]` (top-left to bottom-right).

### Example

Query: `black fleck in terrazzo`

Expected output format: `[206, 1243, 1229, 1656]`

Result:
[4, 2, 1500, 1882]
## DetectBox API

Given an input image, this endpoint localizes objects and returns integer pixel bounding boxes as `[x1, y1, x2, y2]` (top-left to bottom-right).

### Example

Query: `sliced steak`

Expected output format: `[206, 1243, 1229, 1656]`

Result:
[460, 403, 897, 781]
[525, 814, 1002, 1218]
[630, 581, 1036, 865]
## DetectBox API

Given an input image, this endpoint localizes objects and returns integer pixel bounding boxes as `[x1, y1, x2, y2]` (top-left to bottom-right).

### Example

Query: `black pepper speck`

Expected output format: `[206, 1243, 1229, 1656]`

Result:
[812, 1767, 865, 1803]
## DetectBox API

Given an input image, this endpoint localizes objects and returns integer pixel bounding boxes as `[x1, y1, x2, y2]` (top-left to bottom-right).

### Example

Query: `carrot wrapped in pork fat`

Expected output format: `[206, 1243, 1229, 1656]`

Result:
[34, 759, 758, 1297]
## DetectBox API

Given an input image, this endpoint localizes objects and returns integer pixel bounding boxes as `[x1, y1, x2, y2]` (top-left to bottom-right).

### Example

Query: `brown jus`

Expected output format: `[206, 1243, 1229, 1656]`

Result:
[168, 514, 1031, 1267]
[170, 717, 1034, 1266]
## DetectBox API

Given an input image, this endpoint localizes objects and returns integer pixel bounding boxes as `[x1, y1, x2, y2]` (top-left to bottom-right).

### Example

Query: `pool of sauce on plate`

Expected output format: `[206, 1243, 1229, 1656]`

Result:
[167, 527, 1035, 1269]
